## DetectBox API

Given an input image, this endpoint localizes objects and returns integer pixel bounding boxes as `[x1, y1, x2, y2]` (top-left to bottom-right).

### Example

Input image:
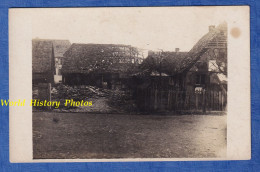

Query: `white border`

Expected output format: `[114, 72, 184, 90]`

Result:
[9, 6, 250, 162]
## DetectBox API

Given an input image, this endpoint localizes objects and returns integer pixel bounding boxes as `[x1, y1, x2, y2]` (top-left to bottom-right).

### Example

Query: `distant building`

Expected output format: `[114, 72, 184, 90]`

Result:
[52, 40, 71, 83]
[32, 39, 71, 84]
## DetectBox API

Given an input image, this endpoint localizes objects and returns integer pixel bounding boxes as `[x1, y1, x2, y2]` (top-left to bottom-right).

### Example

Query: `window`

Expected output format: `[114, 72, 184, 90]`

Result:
[196, 74, 206, 85]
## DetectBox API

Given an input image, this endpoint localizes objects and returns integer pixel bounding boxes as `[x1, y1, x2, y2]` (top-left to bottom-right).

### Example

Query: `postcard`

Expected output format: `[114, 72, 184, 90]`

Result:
[9, 6, 250, 162]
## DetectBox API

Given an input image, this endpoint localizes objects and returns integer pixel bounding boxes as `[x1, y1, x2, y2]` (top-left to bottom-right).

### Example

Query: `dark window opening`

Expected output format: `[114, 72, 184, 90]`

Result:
[196, 74, 206, 85]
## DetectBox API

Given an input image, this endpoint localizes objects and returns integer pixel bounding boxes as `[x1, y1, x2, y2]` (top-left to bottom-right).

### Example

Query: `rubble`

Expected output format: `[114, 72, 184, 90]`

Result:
[50, 84, 136, 113]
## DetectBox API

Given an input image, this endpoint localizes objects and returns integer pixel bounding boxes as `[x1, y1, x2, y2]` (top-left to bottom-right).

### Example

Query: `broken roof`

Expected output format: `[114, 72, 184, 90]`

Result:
[141, 22, 227, 76]
[179, 22, 227, 73]
[62, 43, 141, 74]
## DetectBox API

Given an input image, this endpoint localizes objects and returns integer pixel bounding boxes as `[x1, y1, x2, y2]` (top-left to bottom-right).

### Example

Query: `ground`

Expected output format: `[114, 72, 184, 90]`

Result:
[33, 112, 226, 159]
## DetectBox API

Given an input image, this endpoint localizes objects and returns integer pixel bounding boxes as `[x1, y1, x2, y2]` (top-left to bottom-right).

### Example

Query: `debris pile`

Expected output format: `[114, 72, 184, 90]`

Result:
[51, 84, 136, 113]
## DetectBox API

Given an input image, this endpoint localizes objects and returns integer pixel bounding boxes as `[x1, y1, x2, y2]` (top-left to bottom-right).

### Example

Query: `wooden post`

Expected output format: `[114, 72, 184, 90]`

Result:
[143, 89, 146, 111]
[202, 90, 206, 113]
[145, 89, 147, 111]
[160, 90, 163, 110]
[212, 91, 215, 110]
[167, 90, 171, 110]
[175, 91, 178, 112]
[48, 83, 52, 110]
[221, 91, 224, 111]
[219, 91, 221, 111]
[212, 91, 214, 111]
[209, 91, 211, 110]
[216, 91, 219, 110]
[154, 88, 157, 111]
[150, 88, 152, 111]
[170, 90, 173, 110]
[195, 92, 198, 111]
[188, 93, 191, 111]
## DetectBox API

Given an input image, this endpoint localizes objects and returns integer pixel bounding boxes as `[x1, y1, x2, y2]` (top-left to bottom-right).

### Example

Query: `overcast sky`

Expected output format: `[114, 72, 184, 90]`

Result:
[31, 7, 229, 52]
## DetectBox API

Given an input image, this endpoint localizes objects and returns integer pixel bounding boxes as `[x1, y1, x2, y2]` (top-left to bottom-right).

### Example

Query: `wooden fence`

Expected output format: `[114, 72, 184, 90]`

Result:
[135, 88, 227, 113]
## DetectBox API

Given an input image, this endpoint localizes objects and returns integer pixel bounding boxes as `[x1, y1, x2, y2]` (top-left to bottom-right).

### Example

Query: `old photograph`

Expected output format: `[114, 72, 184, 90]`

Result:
[9, 7, 250, 162]
[32, 9, 227, 159]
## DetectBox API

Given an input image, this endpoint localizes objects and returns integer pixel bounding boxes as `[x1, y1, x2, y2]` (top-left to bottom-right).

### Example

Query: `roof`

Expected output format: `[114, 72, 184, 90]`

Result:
[32, 39, 71, 73]
[32, 39, 54, 73]
[140, 22, 227, 76]
[180, 22, 227, 72]
[141, 51, 188, 75]
[62, 43, 141, 74]
[161, 51, 188, 74]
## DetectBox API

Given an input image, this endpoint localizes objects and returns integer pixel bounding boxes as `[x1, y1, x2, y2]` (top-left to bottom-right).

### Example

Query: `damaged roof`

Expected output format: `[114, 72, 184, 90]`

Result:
[141, 22, 227, 75]
[62, 43, 141, 74]
[180, 22, 227, 73]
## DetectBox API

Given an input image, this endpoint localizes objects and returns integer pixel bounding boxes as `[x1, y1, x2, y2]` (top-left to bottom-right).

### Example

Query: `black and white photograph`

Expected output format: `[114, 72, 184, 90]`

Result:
[31, 8, 228, 159]
[9, 7, 250, 162]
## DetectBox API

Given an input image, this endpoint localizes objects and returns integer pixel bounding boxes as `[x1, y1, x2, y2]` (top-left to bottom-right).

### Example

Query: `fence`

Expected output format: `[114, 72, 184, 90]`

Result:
[135, 88, 227, 113]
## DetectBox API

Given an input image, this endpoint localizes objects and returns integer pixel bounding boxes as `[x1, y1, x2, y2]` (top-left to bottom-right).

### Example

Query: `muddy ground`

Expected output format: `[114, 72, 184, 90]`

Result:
[33, 112, 226, 159]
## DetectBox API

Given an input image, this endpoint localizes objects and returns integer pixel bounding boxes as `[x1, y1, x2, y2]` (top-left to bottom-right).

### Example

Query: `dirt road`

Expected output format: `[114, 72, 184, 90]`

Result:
[33, 112, 226, 159]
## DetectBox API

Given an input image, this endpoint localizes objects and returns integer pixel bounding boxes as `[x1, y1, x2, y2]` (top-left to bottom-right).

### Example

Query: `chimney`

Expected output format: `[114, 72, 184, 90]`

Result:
[175, 48, 180, 53]
[209, 25, 215, 32]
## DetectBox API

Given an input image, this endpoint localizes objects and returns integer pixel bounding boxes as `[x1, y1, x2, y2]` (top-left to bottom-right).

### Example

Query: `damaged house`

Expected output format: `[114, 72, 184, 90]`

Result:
[135, 22, 227, 112]
[62, 43, 144, 89]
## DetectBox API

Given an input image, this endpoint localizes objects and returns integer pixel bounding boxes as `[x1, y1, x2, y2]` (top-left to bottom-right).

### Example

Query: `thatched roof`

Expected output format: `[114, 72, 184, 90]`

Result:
[62, 43, 141, 74]
[32, 39, 71, 73]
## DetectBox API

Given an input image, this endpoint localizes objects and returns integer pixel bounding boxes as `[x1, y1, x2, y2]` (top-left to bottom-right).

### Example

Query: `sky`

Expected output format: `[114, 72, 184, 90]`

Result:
[31, 7, 229, 52]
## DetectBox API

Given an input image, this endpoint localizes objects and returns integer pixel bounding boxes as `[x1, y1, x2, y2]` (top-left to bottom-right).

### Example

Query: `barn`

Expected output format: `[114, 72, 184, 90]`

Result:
[61, 43, 144, 89]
